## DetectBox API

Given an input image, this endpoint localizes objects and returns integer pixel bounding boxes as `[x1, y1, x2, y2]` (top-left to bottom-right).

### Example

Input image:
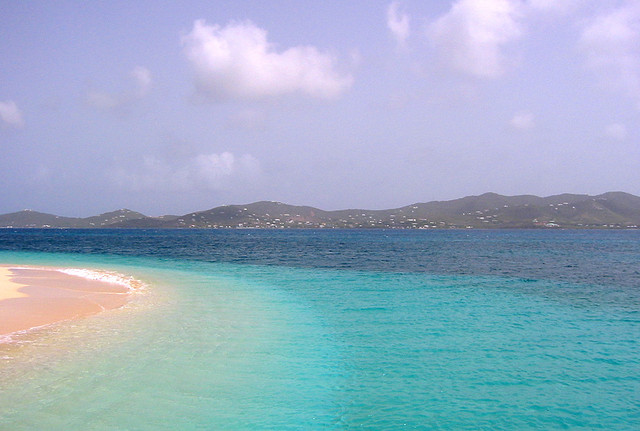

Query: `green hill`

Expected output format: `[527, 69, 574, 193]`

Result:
[2, 193, 639, 229]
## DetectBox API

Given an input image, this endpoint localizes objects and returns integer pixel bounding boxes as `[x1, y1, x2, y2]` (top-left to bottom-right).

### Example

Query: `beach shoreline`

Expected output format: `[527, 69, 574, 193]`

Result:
[0, 265, 137, 340]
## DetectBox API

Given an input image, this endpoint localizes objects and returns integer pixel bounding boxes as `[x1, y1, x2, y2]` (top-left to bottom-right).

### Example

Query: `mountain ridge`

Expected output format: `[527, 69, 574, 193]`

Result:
[2, 192, 640, 229]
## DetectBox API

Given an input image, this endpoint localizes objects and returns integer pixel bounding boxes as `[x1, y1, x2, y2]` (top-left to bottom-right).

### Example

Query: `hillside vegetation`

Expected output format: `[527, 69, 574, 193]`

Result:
[2, 192, 639, 229]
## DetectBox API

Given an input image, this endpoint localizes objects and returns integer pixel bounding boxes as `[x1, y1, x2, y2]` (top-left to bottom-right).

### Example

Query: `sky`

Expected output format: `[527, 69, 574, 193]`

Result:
[1, 0, 639, 216]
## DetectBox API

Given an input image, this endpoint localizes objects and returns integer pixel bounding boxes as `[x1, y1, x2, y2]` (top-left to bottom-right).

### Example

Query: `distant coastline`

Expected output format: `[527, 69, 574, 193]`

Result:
[2, 191, 640, 229]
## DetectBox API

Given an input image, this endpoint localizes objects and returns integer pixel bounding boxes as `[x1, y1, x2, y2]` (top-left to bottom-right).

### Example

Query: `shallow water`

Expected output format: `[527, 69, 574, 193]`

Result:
[1, 229, 639, 429]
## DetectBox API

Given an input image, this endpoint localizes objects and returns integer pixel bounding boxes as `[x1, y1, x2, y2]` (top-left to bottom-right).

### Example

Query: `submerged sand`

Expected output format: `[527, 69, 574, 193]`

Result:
[0, 265, 133, 337]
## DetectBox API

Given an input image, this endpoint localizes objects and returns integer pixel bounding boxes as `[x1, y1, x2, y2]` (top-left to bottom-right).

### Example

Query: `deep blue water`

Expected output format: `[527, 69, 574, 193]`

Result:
[0, 229, 639, 429]
[3, 228, 640, 285]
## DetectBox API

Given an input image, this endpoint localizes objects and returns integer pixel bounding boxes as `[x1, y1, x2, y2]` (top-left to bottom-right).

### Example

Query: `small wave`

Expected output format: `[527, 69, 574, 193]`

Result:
[0, 321, 54, 345]
[55, 268, 143, 291]
[8, 265, 145, 292]
[1, 266, 146, 344]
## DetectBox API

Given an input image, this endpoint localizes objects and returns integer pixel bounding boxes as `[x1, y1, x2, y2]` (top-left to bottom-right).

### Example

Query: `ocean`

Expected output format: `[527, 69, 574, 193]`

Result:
[0, 229, 639, 429]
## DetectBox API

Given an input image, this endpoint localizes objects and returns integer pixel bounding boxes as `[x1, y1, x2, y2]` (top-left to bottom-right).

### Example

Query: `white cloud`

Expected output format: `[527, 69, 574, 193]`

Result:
[605, 123, 627, 140]
[87, 66, 152, 112]
[510, 111, 535, 129]
[131, 66, 152, 97]
[427, 0, 523, 78]
[113, 152, 261, 191]
[182, 20, 353, 101]
[0, 100, 25, 128]
[195, 152, 260, 188]
[526, 0, 579, 14]
[387, 2, 410, 46]
[580, 5, 640, 99]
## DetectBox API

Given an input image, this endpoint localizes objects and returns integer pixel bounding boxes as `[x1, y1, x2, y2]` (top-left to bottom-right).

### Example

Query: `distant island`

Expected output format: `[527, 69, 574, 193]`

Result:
[2, 192, 640, 229]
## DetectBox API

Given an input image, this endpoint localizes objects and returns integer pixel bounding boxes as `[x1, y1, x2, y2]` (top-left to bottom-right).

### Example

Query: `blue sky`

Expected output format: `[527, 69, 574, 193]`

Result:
[1, 0, 639, 216]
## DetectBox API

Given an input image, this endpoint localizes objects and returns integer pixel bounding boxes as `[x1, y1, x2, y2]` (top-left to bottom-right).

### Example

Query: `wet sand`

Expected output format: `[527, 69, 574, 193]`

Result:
[0, 265, 132, 337]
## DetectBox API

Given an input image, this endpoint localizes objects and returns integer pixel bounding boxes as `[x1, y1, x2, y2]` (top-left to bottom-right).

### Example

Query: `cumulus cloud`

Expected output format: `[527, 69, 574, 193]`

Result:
[605, 123, 627, 141]
[427, 0, 523, 78]
[580, 4, 640, 99]
[387, 2, 410, 46]
[87, 66, 152, 112]
[510, 111, 535, 129]
[0, 100, 25, 128]
[181, 20, 353, 101]
[113, 152, 261, 191]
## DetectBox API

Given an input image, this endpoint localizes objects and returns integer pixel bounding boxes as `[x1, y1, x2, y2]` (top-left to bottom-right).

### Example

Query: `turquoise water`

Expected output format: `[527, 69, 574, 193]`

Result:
[1, 230, 639, 429]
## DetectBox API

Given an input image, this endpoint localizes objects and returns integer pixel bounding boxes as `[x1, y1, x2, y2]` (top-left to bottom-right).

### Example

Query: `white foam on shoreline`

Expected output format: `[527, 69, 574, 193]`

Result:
[1, 266, 146, 344]
[7, 265, 145, 292]
[0, 321, 53, 345]
[55, 268, 141, 291]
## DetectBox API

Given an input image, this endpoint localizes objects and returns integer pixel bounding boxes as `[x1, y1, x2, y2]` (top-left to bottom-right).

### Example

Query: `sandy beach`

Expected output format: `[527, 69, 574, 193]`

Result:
[0, 265, 133, 337]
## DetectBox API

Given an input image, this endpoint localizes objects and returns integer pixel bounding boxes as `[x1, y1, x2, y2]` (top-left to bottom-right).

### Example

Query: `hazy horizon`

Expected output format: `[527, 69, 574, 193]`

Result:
[2, 1, 639, 217]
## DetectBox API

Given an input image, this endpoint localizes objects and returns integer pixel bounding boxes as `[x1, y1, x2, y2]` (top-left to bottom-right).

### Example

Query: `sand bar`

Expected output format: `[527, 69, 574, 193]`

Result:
[0, 265, 134, 337]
